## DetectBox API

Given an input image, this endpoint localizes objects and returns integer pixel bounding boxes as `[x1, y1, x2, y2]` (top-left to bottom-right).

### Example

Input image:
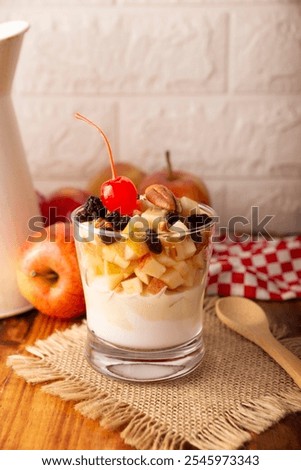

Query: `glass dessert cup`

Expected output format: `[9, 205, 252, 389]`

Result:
[72, 203, 216, 382]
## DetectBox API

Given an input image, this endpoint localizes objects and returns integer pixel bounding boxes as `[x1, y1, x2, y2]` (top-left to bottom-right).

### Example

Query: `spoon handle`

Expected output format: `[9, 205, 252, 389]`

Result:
[257, 332, 301, 389]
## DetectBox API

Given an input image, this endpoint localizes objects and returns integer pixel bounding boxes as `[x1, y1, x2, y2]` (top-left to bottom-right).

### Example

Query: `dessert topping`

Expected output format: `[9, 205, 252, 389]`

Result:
[100, 175, 137, 216]
[145, 229, 163, 254]
[166, 211, 181, 227]
[77, 195, 106, 222]
[105, 211, 131, 231]
[145, 184, 176, 212]
[98, 223, 117, 245]
[75, 112, 138, 216]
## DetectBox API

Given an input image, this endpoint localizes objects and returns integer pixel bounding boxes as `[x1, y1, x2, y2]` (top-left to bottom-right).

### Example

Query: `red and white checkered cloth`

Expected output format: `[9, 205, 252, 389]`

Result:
[207, 235, 301, 300]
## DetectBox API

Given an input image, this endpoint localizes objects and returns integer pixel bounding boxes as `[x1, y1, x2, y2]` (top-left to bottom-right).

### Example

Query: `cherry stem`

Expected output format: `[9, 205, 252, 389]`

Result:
[165, 150, 173, 180]
[75, 112, 117, 179]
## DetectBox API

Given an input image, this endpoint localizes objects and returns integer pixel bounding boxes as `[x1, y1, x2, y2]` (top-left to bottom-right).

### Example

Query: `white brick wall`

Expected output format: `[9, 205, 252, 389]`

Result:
[1, 1, 301, 235]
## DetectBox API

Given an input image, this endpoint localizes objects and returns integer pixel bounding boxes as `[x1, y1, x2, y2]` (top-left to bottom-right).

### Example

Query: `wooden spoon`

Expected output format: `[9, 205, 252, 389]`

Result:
[215, 296, 301, 389]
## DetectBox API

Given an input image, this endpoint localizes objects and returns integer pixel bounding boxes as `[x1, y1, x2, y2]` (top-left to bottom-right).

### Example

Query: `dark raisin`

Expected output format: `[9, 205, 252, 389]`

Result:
[99, 227, 117, 245]
[191, 231, 203, 243]
[166, 211, 180, 226]
[77, 196, 106, 221]
[77, 212, 92, 223]
[188, 214, 212, 243]
[105, 211, 120, 223]
[145, 229, 163, 254]
[187, 213, 212, 227]
[166, 212, 188, 228]
[114, 215, 131, 231]
[106, 212, 130, 231]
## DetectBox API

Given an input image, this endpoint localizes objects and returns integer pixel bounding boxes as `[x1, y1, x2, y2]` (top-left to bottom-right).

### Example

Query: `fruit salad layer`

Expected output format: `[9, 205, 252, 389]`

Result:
[75, 184, 213, 293]
[74, 184, 215, 349]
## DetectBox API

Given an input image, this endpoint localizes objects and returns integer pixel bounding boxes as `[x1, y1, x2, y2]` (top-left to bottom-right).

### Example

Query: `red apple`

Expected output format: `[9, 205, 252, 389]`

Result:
[16, 222, 85, 319]
[45, 187, 89, 225]
[139, 151, 211, 206]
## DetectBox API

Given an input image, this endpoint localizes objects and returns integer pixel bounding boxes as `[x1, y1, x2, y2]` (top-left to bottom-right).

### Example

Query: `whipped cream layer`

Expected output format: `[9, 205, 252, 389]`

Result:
[84, 278, 204, 349]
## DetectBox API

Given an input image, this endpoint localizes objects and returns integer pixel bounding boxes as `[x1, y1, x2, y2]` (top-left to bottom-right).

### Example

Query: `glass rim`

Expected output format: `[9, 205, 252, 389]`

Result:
[71, 202, 217, 241]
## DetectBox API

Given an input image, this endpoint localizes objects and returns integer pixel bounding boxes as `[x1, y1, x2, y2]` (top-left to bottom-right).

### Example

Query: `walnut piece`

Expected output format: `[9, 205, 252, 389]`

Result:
[145, 184, 176, 211]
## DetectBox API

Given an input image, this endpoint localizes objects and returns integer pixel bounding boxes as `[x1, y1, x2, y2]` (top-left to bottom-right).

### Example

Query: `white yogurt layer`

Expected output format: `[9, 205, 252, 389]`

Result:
[84, 278, 204, 349]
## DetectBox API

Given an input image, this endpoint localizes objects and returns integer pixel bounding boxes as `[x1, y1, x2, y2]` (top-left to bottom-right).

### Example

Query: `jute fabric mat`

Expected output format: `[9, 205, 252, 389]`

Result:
[7, 298, 301, 450]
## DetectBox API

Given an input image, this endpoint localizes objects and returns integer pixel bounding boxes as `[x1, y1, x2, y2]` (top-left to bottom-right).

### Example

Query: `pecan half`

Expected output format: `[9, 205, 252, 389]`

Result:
[145, 184, 176, 211]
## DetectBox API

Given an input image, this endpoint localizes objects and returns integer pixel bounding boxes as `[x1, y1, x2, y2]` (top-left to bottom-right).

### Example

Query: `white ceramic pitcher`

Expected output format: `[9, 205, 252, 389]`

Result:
[0, 21, 40, 318]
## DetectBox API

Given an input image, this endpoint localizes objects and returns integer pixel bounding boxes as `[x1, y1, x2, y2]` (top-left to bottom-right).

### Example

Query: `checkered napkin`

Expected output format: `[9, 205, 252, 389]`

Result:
[207, 235, 301, 301]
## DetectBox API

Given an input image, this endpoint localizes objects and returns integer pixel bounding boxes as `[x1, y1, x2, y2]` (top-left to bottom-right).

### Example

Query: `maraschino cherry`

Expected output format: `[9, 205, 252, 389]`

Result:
[75, 113, 138, 216]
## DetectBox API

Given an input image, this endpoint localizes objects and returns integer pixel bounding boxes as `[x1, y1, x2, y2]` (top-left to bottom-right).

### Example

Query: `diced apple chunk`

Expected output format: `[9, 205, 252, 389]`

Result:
[104, 260, 123, 275]
[141, 208, 167, 230]
[173, 260, 189, 277]
[103, 261, 124, 290]
[159, 241, 177, 258]
[136, 196, 156, 212]
[139, 255, 166, 278]
[124, 239, 149, 260]
[175, 238, 196, 260]
[82, 242, 102, 258]
[170, 220, 189, 236]
[182, 261, 197, 287]
[145, 278, 167, 295]
[180, 196, 201, 216]
[102, 243, 130, 269]
[134, 267, 150, 285]
[154, 252, 177, 267]
[123, 260, 139, 279]
[192, 251, 204, 268]
[121, 277, 143, 295]
[160, 268, 184, 290]
[122, 216, 146, 241]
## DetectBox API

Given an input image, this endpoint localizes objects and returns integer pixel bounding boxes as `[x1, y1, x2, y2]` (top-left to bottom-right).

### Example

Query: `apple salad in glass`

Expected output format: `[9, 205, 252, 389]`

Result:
[71, 113, 216, 382]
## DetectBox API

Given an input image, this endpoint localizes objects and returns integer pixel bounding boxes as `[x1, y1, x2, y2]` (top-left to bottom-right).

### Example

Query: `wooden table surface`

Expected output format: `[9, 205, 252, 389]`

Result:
[1, 299, 301, 450]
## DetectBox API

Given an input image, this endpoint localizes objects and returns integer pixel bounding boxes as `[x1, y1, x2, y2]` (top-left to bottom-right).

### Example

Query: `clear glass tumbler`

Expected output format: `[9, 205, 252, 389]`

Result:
[72, 204, 216, 382]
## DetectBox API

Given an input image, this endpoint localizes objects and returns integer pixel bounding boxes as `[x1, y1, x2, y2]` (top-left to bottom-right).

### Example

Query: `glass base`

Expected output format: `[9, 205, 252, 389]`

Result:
[85, 328, 205, 383]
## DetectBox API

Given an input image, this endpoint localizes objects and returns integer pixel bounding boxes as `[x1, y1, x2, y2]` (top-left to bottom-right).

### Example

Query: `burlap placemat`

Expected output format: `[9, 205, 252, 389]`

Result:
[7, 298, 301, 450]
